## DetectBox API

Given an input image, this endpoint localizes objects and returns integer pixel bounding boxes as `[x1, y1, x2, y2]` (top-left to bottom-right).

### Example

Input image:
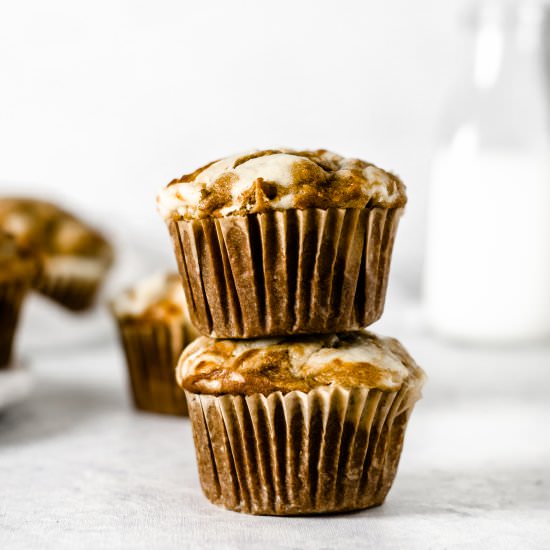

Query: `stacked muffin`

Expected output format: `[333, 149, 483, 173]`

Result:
[158, 149, 426, 515]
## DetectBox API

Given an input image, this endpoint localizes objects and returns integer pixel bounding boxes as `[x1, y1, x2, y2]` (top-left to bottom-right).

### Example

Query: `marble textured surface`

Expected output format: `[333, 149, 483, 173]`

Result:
[1, 299, 549, 550]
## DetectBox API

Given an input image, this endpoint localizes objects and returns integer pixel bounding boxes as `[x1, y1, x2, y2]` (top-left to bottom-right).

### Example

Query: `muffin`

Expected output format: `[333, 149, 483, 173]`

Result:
[0, 232, 36, 367]
[0, 198, 113, 311]
[178, 330, 425, 515]
[157, 149, 406, 338]
[111, 272, 199, 415]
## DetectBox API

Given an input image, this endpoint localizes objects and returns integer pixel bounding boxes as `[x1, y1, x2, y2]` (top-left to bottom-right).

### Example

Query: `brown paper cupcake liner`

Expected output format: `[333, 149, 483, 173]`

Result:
[0, 278, 31, 368]
[35, 273, 105, 311]
[185, 382, 421, 515]
[116, 320, 193, 415]
[169, 207, 402, 338]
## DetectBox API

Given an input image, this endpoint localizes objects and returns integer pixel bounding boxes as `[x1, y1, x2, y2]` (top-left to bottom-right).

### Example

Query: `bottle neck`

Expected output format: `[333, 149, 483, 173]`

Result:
[470, 0, 545, 90]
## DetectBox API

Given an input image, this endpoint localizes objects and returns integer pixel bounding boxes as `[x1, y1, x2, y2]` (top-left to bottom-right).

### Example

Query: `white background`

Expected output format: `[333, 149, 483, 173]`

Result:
[1, 4, 550, 548]
[0, 0, 471, 291]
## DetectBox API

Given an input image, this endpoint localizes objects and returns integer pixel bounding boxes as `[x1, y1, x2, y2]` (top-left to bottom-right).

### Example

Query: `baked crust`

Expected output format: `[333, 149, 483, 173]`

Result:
[177, 330, 424, 395]
[0, 231, 37, 282]
[111, 272, 197, 331]
[158, 149, 406, 220]
[0, 198, 112, 261]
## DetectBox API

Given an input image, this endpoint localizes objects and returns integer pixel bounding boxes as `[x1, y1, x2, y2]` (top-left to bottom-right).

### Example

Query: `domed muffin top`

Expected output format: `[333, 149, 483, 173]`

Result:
[177, 330, 425, 396]
[0, 198, 112, 261]
[111, 272, 196, 328]
[0, 231, 37, 281]
[157, 149, 406, 220]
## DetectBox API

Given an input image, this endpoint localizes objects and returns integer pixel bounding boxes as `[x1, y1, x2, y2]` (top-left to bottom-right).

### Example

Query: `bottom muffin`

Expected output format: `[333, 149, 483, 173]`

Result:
[0, 233, 36, 368]
[177, 331, 426, 515]
[111, 272, 198, 415]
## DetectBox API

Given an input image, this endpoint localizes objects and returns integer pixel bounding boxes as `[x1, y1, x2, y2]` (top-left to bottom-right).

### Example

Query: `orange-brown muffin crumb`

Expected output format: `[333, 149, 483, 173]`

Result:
[0, 231, 37, 282]
[177, 330, 424, 395]
[0, 198, 112, 260]
[158, 149, 406, 220]
[111, 272, 196, 327]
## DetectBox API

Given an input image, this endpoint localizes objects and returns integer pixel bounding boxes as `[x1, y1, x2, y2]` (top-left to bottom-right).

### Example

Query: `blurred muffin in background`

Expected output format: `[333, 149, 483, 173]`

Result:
[111, 272, 199, 416]
[0, 198, 113, 311]
[157, 148, 406, 338]
[178, 330, 425, 515]
[0, 232, 36, 367]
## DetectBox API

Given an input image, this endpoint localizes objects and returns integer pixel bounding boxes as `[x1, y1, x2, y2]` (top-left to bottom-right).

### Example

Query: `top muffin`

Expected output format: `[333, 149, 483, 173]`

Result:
[157, 149, 406, 220]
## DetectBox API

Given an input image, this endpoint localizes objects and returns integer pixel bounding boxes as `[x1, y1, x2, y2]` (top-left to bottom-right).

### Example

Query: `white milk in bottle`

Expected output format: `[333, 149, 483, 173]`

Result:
[425, 146, 550, 342]
[424, 0, 550, 343]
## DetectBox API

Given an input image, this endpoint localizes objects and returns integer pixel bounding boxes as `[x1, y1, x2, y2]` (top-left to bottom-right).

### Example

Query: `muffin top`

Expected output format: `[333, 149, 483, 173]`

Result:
[0, 231, 36, 282]
[111, 272, 196, 327]
[0, 198, 112, 261]
[157, 149, 406, 220]
[177, 330, 425, 395]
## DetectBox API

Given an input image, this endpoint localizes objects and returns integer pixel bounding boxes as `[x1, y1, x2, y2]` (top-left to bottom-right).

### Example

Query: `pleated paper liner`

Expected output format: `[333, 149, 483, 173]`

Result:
[186, 382, 423, 515]
[116, 320, 193, 416]
[35, 274, 104, 311]
[0, 278, 31, 368]
[35, 261, 111, 312]
[169, 207, 402, 338]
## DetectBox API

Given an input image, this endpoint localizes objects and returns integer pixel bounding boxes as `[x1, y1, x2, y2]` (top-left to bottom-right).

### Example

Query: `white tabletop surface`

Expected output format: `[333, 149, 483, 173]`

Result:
[1, 294, 549, 550]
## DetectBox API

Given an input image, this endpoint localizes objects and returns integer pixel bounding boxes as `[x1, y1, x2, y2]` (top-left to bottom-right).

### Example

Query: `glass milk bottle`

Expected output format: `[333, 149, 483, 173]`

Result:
[424, 0, 550, 343]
